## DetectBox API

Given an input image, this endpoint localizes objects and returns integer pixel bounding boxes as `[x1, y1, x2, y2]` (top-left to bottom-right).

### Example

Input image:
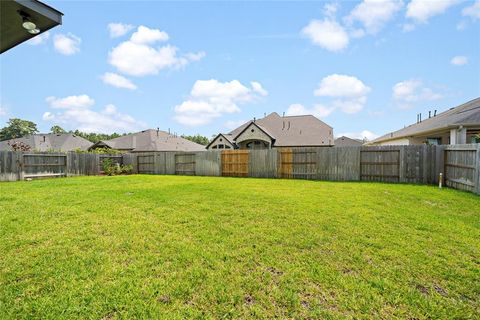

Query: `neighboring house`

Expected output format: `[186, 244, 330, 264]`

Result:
[0, 133, 92, 151]
[368, 97, 480, 146]
[207, 112, 334, 150]
[1, 0, 63, 53]
[89, 129, 205, 152]
[334, 136, 364, 147]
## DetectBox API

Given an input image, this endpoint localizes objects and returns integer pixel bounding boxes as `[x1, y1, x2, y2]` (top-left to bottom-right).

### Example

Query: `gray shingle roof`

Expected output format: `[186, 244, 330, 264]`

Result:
[228, 112, 334, 147]
[94, 129, 205, 152]
[0, 133, 92, 151]
[334, 136, 363, 147]
[370, 97, 480, 144]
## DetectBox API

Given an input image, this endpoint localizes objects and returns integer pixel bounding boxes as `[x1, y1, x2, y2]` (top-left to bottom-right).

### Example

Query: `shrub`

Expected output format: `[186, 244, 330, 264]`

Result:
[102, 158, 132, 176]
[120, 164, 133, 175]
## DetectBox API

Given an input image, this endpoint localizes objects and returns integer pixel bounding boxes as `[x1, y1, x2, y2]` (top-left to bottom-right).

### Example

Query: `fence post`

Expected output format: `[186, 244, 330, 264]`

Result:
[476, 144, 480, 195]
[18, 152, 24, 181]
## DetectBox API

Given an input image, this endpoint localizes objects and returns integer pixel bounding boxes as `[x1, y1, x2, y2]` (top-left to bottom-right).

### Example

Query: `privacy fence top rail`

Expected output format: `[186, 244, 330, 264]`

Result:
[1, 144, 479, 195]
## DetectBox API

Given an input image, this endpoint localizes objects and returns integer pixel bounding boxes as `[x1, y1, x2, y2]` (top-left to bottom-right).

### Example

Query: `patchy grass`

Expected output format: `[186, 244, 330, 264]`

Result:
[0, 175, 479, 319]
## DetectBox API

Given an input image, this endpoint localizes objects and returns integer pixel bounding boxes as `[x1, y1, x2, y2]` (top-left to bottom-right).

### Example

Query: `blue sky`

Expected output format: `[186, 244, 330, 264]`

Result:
[0, 0, 479, 140]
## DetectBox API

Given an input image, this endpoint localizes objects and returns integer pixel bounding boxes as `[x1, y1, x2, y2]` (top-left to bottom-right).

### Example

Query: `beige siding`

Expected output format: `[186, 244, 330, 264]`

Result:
[235, 123, 272, 144]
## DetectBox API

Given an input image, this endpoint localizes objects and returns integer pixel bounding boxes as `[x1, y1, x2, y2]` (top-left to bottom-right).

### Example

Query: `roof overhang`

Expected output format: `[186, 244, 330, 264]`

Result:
[1, 0, 63, 54]
[367, 124, 480, 145]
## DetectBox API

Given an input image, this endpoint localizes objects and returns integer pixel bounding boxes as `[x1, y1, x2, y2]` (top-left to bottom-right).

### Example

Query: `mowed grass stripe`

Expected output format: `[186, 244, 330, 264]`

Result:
[0, 175, 479, 319]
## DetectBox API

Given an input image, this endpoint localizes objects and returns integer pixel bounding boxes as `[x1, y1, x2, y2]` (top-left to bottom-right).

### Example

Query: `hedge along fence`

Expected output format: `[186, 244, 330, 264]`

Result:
[1, 144, 479, 194]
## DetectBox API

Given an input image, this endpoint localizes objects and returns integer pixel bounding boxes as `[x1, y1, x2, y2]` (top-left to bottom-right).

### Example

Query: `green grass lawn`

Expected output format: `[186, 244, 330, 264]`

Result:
[1, 175, 479, 319]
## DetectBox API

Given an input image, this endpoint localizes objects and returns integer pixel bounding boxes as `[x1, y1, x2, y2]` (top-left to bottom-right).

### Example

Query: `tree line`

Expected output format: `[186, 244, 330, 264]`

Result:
[0, 118, 211, 145]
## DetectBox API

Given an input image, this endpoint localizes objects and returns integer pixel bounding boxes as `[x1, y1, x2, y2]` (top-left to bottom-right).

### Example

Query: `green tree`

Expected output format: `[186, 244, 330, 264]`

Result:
[69, 130, 127, 143]
[50, 125, 66, 134]
[181, 134, 210, 146]
[0, 118, 38, 141]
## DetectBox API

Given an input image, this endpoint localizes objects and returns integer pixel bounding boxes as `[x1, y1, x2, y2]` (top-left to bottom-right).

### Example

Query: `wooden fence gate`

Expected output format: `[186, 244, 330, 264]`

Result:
[137, 154, 155, 174]
[22, 153, 66, 179]
[175, 153, 196, 175]
[360, 149, 400, 182]
[444, 146, 478, 193]
[278, 148, 317, 179]
[221, 150, 249, 177]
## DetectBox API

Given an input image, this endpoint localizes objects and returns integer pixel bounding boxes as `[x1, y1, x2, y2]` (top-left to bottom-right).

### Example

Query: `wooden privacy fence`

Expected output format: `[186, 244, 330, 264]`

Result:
[1, 145, 479, 194]
[444, 144, 480, 193]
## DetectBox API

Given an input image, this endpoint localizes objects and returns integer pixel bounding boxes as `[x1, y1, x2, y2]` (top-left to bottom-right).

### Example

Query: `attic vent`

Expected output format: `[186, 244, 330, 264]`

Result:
[251, 129, 254, 132]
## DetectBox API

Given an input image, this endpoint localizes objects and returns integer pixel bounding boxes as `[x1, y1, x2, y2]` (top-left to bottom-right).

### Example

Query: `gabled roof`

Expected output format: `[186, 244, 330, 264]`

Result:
[233, 121, 275, 141]
[205, 133, 235, 149]
[334, 136, 363, 147]
[93, 129, 205, 152]
[369, 97, 480, 144]
[0, 133, 92, 151]
[228, 112, 333, 147]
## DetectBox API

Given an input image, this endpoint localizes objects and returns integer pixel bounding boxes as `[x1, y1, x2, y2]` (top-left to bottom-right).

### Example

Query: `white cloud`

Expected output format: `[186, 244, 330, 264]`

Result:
[108, 26, 204, 76]
[286, 103, 336, 118]
[450, 55, 468, 66]
[130, 25, 169, 44]
[101, 72, 137, 90]
[185, 51, 206, 61]
[43, 94, 145, 133]
[313, 74, 371, 114]
[108, 23, 135, 38]
[406, 0, 461, 23]
[53, 33, 81, 55]
[323, 2, 339, 18]
[27, 31, 50, 45]
[462, 0, 480, 19]
[301, 19, 349, 52]
[251, 81, 268, 96]
[337, 130, 379, 141]
[345, 0, 403, 34]
[174, 79, 267, 126]
[45, 94, 94, 109]
[392, 79, 443, 109]
[314, 74, 371, 98]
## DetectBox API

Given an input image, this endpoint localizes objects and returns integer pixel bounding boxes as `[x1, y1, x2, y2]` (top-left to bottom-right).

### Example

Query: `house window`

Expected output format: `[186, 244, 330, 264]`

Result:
[212, 146, 217, 149]
[471, 136, 480, 143]
[225, 145, 231, 149]
[218, 144, 224, 149]
[426, 138, 442, 145]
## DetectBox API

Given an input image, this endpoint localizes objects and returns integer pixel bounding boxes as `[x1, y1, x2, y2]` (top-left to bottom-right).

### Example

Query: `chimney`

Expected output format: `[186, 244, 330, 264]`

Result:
[419, 113, 422, 122]
[264, 112, 266, 117]
[168, 128, 170, 134]
[282, 112, 285, 117]
[253, 117, 256, 122]
[157, 127, 159, 136]
[434, 109, 437, 116]
[429, 111, 431, 118]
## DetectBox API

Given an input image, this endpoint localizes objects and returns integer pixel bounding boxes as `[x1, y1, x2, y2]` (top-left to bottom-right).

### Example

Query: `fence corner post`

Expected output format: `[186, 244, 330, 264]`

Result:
[476, 144, 480, 195]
